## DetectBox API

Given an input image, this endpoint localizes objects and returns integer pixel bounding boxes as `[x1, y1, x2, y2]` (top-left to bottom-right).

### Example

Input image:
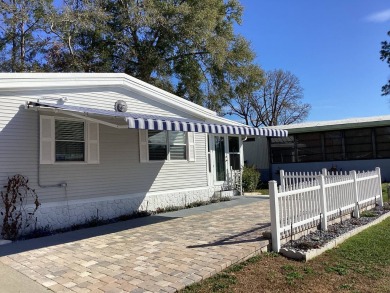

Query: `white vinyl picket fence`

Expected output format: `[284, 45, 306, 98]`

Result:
[269, 167, 383, 252]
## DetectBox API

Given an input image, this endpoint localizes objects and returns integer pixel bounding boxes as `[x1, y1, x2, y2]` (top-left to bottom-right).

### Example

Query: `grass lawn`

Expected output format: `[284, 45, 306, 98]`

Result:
[181, 185, 390, 293]
[181, 216, 390, 293]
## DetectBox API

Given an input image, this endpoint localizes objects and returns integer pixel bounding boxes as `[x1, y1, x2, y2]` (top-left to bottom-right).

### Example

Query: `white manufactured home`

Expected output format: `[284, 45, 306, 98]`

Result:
[0, 73, 287, 232]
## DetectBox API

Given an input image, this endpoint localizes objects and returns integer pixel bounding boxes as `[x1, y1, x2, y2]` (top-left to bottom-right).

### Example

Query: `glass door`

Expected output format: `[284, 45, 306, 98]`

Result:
[214, 136, 226, 182]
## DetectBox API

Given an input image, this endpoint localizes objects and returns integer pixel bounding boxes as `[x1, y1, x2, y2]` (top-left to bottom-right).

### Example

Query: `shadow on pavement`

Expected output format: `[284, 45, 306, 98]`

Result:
[187, 222, 271, 248]
[0, 215, 178, 257]
[0, 196, 267, 257]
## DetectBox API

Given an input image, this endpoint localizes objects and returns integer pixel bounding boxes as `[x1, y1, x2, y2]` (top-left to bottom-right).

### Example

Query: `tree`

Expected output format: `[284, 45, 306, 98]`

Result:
[225, 62, 264, 125]
[103, 0, 259, 113]
[45, 0, 111, 72]
[249, 69, 310, 126]
[380, 30, 390, 96]
[0, 0, 53, 72]
[0, 0, 263, 114]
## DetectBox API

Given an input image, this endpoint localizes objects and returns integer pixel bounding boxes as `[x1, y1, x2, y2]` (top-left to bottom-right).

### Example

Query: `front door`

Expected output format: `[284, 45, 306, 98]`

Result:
[208, 135, 243, 186]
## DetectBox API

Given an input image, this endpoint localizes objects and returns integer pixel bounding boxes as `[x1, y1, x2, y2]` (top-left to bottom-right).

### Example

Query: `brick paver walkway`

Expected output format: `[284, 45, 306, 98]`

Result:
[0, 200, 271, 293]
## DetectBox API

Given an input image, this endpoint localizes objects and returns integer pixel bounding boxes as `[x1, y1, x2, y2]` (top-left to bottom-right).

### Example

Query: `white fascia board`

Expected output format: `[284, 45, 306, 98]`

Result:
[0, 73, 229, 123]
[270, 115, 390, 133]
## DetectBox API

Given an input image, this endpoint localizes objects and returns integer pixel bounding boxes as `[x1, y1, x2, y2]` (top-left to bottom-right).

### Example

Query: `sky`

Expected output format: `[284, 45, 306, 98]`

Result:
[234, 0, 390, 122]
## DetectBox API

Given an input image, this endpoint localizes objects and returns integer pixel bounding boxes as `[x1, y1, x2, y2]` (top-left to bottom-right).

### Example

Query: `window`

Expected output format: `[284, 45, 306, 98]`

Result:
[40, 115, 99, 164]
[144, 130, 191, 161]
[148, 130, 168, 160]
[375, 127, 390, 158]
[55, 120, 85, 161]
[296, 133, 323, 162]
[324, 131, 343, 161]
[269, 126, 390, 164]
[169, 131, 187, 160]
[270, 136, 295, 163]
[228, 136, 240, 170]
[344, 128, 373, 160]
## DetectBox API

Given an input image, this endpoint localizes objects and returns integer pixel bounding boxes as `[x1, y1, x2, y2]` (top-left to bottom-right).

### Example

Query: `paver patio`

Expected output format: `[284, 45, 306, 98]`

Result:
[0, 198, 271, 293]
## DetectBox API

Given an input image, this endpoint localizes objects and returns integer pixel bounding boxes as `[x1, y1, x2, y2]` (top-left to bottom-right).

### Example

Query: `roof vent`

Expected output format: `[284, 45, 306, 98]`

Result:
[115, 100, 128, 112]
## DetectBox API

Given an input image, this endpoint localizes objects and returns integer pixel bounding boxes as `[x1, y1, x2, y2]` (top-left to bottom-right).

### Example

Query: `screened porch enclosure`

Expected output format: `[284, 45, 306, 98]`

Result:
[270, 125, 390, 164]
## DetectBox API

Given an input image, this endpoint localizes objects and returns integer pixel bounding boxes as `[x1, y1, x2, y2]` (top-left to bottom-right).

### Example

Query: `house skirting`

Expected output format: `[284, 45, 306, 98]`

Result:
[5, 186, 223, 234]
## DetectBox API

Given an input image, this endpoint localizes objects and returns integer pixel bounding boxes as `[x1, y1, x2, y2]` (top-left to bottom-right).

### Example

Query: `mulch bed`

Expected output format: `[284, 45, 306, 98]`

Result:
[282, 205, 389, 252]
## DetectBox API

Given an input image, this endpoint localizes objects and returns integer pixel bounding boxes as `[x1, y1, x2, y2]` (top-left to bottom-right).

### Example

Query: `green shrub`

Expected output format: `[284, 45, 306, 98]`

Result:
[242, 166, 260, 192]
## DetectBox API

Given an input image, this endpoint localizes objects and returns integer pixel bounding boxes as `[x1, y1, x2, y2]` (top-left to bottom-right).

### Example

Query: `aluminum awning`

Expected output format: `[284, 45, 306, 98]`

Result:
[27, 101, 288, 137]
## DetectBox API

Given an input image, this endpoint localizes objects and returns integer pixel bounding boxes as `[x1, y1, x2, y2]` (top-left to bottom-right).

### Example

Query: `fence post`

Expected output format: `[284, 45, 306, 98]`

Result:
[322, 168, 327, 176]
[269, 180, 281, 252]
[351, 170, 360, 218]
[280, 170, 285, 191]
[376, 167, 384, 207]
[319, 175, 328, 231]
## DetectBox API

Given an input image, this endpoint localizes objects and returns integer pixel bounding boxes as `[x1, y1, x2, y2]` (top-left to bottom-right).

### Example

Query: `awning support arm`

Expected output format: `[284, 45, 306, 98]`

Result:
[34, 107, 128, 129]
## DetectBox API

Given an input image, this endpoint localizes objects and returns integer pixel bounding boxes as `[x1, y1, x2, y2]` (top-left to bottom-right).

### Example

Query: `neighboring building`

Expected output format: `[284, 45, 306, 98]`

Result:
[0, 73, 287, 232]
[244, 116, 390, 182]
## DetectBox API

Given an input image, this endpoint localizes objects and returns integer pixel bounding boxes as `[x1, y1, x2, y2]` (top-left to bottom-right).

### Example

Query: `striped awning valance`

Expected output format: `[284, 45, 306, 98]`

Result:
[126, 116, 286, 136]
[28, 101, 288, 137]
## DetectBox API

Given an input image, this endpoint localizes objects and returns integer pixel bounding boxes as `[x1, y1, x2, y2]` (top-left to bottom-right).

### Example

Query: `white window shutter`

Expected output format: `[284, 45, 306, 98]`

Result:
[139, 130, 148, 162]
[187, 132, 196, 162]
[40, 116, 55, 164]
[87, 122, 99, 164]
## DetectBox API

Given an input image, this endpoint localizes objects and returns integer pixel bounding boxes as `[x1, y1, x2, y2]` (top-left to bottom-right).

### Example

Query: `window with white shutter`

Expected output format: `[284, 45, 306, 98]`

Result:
[40, 115, 99, 164]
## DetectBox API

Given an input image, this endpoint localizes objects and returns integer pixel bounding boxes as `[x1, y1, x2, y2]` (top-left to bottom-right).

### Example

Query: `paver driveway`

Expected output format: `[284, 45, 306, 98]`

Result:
[0, 198, 271, 293]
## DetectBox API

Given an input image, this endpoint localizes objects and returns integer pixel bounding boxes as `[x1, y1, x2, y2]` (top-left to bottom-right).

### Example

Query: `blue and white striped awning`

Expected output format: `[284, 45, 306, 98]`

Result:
[28, 101, 288, 137]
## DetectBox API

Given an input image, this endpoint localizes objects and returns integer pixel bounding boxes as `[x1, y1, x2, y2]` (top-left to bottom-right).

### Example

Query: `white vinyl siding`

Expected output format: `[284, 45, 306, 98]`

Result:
[0, 88, 208, 205]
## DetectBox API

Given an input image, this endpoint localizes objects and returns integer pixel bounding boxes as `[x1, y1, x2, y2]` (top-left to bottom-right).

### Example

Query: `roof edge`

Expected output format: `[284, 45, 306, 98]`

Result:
[0, 72, 221, 122]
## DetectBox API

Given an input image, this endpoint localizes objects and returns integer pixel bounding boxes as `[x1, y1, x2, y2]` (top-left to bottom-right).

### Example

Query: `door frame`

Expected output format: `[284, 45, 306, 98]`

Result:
[207, 134, 244, 187]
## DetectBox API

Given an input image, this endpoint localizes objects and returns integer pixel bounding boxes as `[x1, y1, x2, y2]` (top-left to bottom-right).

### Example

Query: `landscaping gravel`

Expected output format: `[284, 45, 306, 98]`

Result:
[282, 205, 390, 253]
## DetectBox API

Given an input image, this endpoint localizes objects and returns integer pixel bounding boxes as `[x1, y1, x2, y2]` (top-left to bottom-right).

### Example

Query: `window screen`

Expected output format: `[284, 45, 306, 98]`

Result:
[55, 120, 85, 161]
[296, 133, 323, 162]
[324, 131, 343, 161]
[375, 127, 390, 158]
[344, 128, 373, 160]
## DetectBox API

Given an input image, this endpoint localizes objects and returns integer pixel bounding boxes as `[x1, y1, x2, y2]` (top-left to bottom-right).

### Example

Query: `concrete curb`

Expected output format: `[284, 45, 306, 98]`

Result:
[280, 211, 390, 261]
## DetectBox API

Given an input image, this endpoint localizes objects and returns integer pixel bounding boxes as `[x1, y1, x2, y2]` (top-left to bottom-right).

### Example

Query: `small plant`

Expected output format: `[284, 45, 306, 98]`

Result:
[84, 215, 103, 227]
[23, 224, 53, 240]
[1, 174, 40, 240]
[325, 263, 348, 275]
[281, 265, 303, 285]
[211, 273, 237, 291]
[303, 266, 315, 275]
[242, 165, 260, 192]
[360, 210, 377, 217]
[339, 284, 353, 290]
[186, 200, 206, 208]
